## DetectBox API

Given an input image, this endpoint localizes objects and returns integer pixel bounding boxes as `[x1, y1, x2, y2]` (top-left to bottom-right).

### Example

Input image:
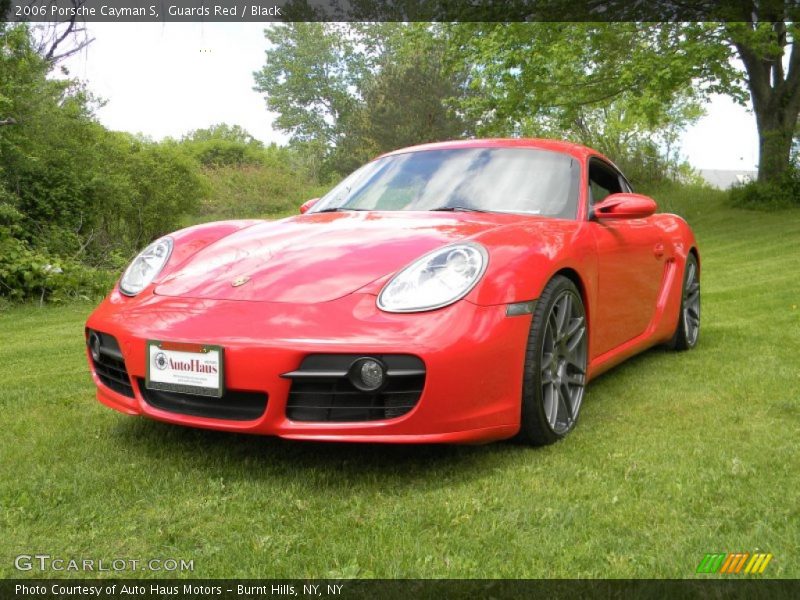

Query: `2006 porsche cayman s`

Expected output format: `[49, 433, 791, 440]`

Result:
[85, 138, 700, 446]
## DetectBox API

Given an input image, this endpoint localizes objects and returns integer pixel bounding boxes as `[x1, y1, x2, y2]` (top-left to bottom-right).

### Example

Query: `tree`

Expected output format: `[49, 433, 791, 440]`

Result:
[253, 23, 470, 176]
[184, 123, 264, 146]
[254, 21, 723, 182]
[351, 24, 470, 157]
[177, 123, 267, 168]
[1, 24, 205, 262]
[439, 23, 728, 182]
[460, 13, 800, 185]
[30, 1, 94, 65]
[253, 23, 368, 150]
[445, 16, 800, 186]
[722, 9, 800, 182]
[258, 9, 800, 189]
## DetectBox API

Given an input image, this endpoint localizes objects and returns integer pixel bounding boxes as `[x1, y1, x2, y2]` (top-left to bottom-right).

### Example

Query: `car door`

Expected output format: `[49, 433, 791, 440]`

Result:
[588, 158, 666, 358]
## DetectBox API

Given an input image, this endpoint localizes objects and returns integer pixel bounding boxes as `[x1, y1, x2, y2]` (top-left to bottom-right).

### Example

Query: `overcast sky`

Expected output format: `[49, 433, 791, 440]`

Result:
[62, 23, 759, 172]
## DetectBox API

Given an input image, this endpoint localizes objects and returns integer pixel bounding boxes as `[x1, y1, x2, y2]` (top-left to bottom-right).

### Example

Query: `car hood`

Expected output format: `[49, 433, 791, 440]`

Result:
[154, 211, 521, 303]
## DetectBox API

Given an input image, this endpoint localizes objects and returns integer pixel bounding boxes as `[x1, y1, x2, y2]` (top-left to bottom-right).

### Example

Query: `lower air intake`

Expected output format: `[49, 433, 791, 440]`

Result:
[283, 354, 425, 422]
[87, 330, 134, 398]
[137, 379, 268, 421]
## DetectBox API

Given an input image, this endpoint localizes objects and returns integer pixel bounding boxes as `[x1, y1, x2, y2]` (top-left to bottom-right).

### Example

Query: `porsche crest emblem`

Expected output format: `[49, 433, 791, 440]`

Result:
[231, 276, 250, 287]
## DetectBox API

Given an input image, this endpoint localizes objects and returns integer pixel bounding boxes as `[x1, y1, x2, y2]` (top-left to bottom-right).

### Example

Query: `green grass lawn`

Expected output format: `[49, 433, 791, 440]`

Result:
[1, 188, 798, 579]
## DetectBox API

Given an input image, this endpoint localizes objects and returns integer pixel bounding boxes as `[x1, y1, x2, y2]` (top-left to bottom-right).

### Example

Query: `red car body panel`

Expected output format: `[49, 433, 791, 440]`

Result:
[154, 211, 523, 303]
[85, 138, 698, 443]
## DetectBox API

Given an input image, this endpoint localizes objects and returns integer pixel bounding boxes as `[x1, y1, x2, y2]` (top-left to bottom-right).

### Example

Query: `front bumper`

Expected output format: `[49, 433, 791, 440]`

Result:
[85, 290, 531, 443]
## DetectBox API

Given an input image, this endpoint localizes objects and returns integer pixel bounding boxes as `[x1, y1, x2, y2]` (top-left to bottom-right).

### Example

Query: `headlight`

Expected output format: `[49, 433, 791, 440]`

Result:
[119, 237, 173, 296]
[377, 242, 488, 313]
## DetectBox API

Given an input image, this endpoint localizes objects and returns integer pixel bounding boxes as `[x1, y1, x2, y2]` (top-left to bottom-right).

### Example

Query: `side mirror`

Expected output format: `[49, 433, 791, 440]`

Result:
[592, 193, 657, 220]
[300, 198, 320, 214]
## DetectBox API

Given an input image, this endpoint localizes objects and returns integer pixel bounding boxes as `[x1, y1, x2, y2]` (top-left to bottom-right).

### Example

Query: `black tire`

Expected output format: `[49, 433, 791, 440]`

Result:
[668, 253, 700, 351]
[517, 275, 588, 446]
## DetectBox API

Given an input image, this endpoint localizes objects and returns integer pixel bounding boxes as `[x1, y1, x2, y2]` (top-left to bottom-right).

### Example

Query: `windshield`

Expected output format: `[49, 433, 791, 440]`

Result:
[311, 147, 581, 218]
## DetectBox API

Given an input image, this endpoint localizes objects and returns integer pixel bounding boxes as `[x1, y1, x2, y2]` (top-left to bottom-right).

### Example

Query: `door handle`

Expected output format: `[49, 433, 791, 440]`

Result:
[653, 243, 665, 259]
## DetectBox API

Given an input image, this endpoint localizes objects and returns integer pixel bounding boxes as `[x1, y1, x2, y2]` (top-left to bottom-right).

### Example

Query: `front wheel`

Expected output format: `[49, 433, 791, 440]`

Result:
[518, 276, 588, 446]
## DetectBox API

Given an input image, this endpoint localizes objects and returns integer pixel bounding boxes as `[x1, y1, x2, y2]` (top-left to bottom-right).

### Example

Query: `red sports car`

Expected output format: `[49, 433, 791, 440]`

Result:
[85, 139, 700, 446]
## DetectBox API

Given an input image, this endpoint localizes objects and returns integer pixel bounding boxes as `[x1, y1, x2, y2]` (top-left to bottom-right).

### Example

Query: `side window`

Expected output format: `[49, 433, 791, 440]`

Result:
[588, 159, 624, 205]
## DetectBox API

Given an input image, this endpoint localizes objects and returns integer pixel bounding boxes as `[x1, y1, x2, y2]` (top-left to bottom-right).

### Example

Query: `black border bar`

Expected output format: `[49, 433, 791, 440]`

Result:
[3, 0, 796, 23]
[5, 579, 800, 600]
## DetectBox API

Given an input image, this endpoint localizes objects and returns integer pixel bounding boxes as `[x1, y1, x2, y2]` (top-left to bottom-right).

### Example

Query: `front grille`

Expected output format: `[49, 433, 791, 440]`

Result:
[87, 330, 134, 398]
[137, 379, 268, 421]
[284, 354, 425, 422]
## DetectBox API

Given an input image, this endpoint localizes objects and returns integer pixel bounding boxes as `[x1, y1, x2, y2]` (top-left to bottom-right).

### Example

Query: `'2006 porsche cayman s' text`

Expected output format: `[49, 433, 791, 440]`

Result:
[85, 139, 700, 446]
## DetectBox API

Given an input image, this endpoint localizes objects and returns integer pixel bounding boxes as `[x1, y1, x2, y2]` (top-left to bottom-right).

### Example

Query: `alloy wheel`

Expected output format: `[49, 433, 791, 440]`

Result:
[683, 261, 701, 346]
[540, 290, 588, 434]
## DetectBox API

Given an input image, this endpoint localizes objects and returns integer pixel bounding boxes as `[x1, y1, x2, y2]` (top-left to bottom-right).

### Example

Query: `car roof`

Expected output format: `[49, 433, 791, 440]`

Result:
[377, 138, 611, 164]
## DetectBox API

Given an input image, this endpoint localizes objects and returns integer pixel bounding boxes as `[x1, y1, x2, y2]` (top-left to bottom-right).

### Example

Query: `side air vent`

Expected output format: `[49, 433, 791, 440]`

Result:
[86, 330, 134, 398]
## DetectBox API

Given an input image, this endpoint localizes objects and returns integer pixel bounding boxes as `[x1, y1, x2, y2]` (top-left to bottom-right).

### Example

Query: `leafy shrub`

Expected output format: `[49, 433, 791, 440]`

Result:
[637, 180, 727, 222]
[193, 143, 329, 222]
[729, 169, 800, 210]
[0, 235, 115, 304]
[87, 133, 207, 259]
[176, 124, 268, 168]
[0, 23, 324, 304]
[197, 164, 329, 221]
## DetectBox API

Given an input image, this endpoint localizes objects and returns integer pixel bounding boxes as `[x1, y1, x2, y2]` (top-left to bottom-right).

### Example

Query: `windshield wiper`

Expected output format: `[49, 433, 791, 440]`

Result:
[316, 205, 496, 214]
[429, 205, 494, 213]
[314, 207, 371, 213]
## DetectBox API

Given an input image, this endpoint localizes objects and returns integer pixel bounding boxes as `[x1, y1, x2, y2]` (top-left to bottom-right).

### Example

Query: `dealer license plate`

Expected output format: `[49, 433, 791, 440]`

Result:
[146, 341, 224, 398]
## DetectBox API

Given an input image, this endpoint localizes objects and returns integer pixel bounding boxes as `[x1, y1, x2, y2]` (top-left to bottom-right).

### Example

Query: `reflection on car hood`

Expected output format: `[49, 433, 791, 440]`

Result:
[154, 211, 521, 303]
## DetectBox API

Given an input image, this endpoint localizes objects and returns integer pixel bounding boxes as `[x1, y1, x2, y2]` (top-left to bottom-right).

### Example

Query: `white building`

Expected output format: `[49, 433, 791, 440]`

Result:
[699, 169, 758, 190]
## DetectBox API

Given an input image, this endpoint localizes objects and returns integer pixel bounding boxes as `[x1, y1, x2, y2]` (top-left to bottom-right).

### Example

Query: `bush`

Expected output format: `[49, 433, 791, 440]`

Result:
[0, 235, 115, 304]
[176, 124, 268, 168]
[729, 169, 800, 210]
[0, 25, 210, 303]
[193, 144, 330, 222]
[87, 134, 207, 259]
[198, 164, 329, 221]
[2, 26, 334, 304]
[637, 180, 727, 222]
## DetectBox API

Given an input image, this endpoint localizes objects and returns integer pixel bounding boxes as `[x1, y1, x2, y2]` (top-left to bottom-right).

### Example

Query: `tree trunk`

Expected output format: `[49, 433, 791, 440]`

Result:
[733, 19, 800, 186]
[755, 110, 795, 183]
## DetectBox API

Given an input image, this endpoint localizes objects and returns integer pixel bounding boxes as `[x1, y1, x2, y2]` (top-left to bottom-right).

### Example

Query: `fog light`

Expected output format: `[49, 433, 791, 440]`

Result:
[349, 358, 385, 392]
[88, 331, 101, 362]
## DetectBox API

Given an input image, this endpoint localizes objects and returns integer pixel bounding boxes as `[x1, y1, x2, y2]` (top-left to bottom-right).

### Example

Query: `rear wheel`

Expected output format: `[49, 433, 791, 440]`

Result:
[518, 276, 588, 446]
[668, 253, 700, 351]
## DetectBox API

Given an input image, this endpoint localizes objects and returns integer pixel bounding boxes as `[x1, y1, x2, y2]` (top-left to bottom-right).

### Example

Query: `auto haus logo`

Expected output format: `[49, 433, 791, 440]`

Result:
[154, 351, 218, 374]
[154, 352, 168, 370]
[696, 552, 773, 574]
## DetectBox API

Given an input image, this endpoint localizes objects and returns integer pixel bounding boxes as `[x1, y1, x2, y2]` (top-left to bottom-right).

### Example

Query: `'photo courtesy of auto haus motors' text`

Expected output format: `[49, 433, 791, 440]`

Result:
[2, 0, 798, 598]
